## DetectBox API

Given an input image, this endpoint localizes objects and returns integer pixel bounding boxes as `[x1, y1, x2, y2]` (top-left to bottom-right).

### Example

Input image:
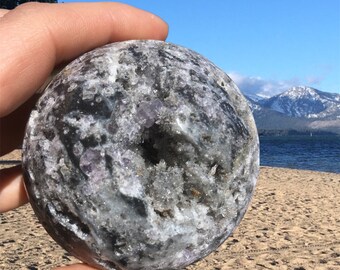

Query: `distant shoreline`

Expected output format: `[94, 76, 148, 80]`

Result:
[258, 129, 339, 136]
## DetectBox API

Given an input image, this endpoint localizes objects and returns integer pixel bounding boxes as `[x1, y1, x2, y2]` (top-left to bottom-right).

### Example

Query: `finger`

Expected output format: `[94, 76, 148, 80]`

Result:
[0, 166, 28, 213]
[0, 95, 39, 156]
[0, 2, 168, 117]
[0, 9, 9, 17]
[54, 263, 98, 270]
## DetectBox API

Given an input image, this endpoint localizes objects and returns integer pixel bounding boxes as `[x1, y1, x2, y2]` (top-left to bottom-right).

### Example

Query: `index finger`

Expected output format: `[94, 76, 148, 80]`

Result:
[0, 2, 168, 117]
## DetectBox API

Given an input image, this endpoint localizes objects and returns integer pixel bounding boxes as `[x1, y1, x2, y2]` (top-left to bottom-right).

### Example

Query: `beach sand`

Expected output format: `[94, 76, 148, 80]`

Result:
[1, 151, 339, 269]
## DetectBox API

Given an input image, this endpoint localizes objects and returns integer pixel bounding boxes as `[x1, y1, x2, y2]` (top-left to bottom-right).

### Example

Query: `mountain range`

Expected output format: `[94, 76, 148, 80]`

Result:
[244, 86, 340, 135]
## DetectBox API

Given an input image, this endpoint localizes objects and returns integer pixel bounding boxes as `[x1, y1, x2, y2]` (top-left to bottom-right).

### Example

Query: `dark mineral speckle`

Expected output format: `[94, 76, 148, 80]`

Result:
[22, 40, 259, 270]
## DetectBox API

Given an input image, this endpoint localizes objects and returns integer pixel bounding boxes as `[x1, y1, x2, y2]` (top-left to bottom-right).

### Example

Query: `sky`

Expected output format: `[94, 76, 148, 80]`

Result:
[63, 0, 340, 97]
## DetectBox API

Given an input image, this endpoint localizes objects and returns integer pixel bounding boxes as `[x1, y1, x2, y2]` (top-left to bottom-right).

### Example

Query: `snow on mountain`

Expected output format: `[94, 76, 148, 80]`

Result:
[259, 86, 340, 119]
[244, 86, 340, 134]
[245, 96, 262, 111]
[245, 93, 266, 102]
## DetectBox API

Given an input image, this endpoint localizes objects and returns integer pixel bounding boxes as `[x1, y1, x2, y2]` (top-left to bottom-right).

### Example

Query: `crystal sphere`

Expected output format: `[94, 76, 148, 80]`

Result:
[22, 40, 259, 270]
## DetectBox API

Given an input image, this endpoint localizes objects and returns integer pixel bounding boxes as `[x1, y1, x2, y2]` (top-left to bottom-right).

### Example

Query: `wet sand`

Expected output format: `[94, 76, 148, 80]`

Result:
[1, 151, 339, 269]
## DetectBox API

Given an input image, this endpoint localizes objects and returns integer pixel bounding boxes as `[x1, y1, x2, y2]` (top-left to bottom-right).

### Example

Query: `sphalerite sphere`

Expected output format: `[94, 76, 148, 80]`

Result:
[22, 40, 259, 270]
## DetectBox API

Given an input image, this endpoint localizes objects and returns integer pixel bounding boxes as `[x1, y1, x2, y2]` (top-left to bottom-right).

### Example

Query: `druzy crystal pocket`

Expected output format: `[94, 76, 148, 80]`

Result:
[22, 40, 259, 270]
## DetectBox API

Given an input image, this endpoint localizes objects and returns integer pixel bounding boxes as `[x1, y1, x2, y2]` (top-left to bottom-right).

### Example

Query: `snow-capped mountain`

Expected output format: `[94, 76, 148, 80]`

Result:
[245, 86, 340, 134]
[259, 86, 340, 119]
[245, 96, 262, 111]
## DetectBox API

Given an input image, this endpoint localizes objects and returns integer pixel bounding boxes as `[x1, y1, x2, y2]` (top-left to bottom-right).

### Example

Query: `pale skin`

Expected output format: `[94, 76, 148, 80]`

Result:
[0, 2, 168, 269]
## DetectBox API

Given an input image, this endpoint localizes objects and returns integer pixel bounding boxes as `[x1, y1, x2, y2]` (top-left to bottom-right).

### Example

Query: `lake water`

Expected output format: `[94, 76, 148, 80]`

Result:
[259, 135, 340, 174]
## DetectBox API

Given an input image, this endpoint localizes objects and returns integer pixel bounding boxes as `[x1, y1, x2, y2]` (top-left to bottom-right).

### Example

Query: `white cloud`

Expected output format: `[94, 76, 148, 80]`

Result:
[228, 72, 300, 98]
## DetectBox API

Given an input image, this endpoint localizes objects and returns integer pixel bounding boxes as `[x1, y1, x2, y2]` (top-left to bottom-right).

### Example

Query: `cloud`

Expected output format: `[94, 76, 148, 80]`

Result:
[228, 72, 300, 98]
[305, 75, 323, 85]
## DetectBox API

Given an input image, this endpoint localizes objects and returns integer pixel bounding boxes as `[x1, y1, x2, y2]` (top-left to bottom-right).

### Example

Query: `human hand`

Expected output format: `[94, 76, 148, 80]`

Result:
[0, 2, 168, 269]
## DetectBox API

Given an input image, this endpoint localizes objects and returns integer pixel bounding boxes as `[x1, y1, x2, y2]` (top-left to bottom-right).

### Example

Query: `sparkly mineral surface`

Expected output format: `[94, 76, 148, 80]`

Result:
[22, 40, 259, 270]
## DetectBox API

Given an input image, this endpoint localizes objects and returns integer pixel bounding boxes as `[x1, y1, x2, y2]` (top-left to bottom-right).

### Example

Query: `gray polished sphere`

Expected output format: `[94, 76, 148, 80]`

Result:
[22, 40, 259, 270]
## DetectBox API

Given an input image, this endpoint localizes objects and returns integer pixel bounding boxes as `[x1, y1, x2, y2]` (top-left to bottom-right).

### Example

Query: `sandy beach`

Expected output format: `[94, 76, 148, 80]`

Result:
[1, 151, 339, 269]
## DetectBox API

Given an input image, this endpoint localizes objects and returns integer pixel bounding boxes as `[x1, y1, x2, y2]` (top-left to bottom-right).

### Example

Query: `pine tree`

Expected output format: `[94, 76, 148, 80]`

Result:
[0, 0, 58, 10]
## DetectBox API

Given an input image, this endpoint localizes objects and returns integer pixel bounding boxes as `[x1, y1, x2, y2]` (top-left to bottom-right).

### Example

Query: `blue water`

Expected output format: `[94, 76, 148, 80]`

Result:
[260, 135, 340, 173]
